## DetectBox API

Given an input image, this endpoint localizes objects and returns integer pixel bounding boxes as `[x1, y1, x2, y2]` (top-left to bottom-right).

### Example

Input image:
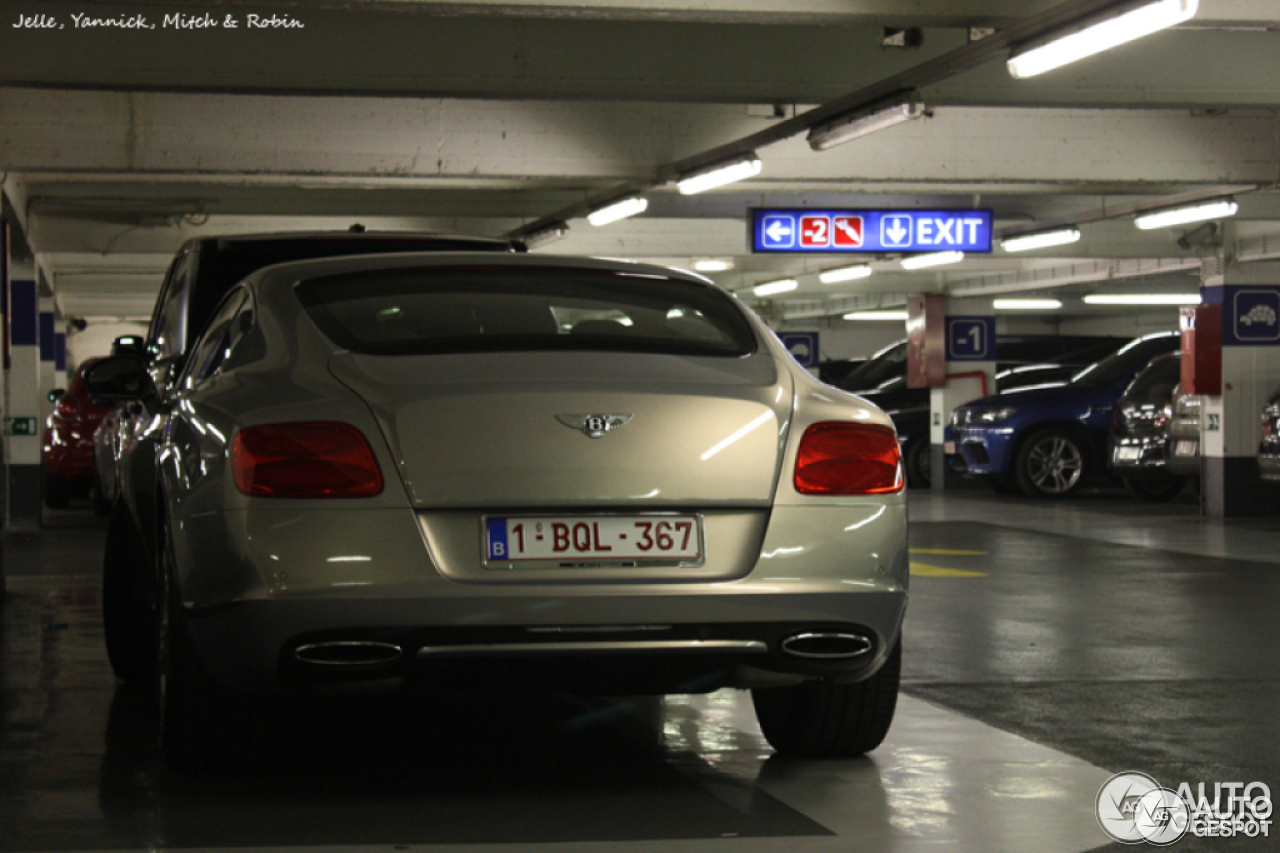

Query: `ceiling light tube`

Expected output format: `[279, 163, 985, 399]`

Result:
[993, 298, 1063, 310]
[1134, 198, 1238, 230]
[1083, 294, 1202, 305]
[807, 93, 926, 151]
[1001, 227, 1082, 253]
[900, 250, 964, 270]
[587, 196, 649, 227]
[819, 264, 873, 284]
[1007, 0, 1198, 80]
[843, 310, 909, 321]
[521, 221, 570, 249]
[677, 153, 762, 195]
[753, 279, 798, 297]
[693, 259, 734, 272]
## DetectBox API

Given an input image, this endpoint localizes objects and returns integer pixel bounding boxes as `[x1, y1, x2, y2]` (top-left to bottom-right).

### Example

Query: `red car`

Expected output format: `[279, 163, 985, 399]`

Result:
[42, 358, 113, 509]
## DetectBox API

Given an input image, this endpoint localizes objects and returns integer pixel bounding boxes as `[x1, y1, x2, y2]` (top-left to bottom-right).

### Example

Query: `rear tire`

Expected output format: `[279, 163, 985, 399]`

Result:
[42, 468, 71, 509]
[1124, 475, 1185, 503]
[159, 520, 271, 773]
[904, 438, 931, 489]
[751, 640, 900, 758]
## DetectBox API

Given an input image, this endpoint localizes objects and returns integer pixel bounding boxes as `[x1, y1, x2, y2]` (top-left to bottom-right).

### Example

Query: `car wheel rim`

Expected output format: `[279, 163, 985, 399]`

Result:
[1027, 437, 1083, 494]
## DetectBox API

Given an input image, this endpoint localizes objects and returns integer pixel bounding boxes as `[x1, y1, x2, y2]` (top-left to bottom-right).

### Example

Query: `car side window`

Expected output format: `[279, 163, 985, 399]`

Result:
[178, 290, 246, 392]
[149, 251, 192, 362]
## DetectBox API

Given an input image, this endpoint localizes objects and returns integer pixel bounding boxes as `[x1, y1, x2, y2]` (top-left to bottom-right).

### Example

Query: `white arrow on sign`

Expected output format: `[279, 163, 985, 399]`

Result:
[765, 220, 793, 242]
[883, 217, 910, 246]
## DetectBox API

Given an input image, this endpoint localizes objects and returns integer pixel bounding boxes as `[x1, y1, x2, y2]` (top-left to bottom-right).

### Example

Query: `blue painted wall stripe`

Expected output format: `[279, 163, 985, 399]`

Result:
[40, 312, 55, 361]
[54, 333, 67, 371]
[10, 280, 38, 346]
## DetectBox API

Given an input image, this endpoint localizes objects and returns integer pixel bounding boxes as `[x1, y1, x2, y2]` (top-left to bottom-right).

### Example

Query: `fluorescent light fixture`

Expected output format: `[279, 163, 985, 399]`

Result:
[808, 93, 926, 151]
[753, 279, 798, 297]
[993, 298, 1063, 310]
[1134, 198, 1238, 230]
[843, 310, 909, 321]
[521, 221, 569, 249]
[587, 196, 648, 227]
[1083, 293, 1202, 305]
[900, 250, 964, 270]
[819, 264, 873, 284]
[1001, 227, 1082, 253]
[677, 153, 762, 195]
[693, 259, 734, 272]
[1007, 0, 1198, 80]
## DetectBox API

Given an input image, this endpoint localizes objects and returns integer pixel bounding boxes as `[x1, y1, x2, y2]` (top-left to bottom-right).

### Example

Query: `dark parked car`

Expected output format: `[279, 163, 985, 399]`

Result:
[41, 358, 113, 508]
[99, 231, 523, 692]
[885, 355, 1124, 489]
[1260, 386, 1280, 482]
[945, 331, 1180, 498]
[1107, 353, 1185, 501]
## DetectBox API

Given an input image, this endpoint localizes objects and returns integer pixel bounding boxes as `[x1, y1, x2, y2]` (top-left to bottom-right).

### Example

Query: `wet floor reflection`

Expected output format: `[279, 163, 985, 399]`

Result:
[1, 577, 832, 850]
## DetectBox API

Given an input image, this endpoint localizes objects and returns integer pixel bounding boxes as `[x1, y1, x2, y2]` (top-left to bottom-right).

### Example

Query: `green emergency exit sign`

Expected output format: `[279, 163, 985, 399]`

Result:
[4, 417, 38, 436]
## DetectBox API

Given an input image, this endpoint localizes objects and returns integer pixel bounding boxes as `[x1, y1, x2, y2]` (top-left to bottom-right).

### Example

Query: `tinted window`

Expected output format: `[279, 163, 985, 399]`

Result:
[838, 341, 907, 391]
[1126, 354, 1182, 403]
[1071, 335, 1179, 386]
[179, 290, 246, 391]
[148, 252, 190, 361]
[188, 236, 514, 353]
[295, 267, 756, 357]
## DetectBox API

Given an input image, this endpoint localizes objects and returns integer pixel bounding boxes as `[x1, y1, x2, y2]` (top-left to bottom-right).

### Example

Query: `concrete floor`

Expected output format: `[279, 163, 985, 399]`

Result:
[2, 489, 1277, 852]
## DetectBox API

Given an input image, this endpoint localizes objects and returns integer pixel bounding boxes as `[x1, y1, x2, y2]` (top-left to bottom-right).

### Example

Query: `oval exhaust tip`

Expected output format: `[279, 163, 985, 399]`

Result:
[780, 632, 872, 660]
[295, 641, 403, 666]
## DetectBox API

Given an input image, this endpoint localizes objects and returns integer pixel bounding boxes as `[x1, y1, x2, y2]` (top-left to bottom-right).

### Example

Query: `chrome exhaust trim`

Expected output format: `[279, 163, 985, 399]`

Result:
[779, 632, 873, 660]
[417, 639, 767, 658]
[294, 641, 404, 666]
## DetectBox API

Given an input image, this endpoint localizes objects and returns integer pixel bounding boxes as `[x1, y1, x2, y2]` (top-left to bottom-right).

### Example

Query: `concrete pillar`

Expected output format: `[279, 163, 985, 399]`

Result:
[931, 300, 997, 490]
[1200, 259, 1280, 517]
[4, 257, 42, 529]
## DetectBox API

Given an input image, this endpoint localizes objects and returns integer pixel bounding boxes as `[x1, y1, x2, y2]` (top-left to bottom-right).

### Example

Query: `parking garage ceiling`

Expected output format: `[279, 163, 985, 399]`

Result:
[1, 0, 1278, 322]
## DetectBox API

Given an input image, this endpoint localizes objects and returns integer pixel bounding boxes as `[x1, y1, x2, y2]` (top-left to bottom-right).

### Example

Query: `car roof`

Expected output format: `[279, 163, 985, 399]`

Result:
[246, 251, 717, 290]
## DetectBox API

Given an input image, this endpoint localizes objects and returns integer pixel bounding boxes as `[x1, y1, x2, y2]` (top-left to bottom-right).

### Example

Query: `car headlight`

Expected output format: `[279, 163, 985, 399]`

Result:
[950, 407, 971, 427]
[974, 407, 1018, 424]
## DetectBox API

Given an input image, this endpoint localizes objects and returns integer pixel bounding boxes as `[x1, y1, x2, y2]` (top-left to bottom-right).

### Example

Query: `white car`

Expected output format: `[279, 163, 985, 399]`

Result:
[88, 253, 909, 771]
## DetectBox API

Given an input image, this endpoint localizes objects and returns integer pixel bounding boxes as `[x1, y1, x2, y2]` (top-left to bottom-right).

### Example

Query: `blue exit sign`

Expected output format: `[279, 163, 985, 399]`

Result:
[751, 209, 993, 254]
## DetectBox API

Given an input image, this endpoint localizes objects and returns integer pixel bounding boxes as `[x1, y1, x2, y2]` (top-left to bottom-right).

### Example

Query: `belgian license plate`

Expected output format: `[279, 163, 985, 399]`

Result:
[944, 441, 956, 455]
[1176, 440, 1199, 457]
[484, 515, 703, 564]
[1116, 446, 1143, 462]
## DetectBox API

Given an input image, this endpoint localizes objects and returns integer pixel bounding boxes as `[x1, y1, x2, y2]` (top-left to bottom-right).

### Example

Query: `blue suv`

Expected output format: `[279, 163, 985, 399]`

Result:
[944, 331, 1179, 498]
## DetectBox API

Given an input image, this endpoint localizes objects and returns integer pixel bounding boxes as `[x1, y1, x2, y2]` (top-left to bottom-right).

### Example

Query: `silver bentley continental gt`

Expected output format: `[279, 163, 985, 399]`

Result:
[86, 253, 908, 771]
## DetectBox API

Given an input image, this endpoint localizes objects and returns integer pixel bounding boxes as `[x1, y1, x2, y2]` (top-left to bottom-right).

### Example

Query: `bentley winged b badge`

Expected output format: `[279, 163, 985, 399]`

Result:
[556, 413, 633, 439]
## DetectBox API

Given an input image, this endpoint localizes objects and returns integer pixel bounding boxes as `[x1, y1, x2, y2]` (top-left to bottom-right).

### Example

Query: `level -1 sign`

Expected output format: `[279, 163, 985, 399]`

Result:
[753, 209, 993, 254]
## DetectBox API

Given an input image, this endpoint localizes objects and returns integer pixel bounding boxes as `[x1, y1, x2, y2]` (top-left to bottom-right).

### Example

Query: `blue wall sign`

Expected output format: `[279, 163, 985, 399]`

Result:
[1206, 285, 1280, 346]
[752, 209, 992, 254]
[779, 332, 820, 367]
[946, 316, 996, 361]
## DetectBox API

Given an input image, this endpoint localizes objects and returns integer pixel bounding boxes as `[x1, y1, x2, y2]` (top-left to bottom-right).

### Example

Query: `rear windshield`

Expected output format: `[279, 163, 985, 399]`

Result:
[190, 236, 513, 352]
[294, 267, 758, 357]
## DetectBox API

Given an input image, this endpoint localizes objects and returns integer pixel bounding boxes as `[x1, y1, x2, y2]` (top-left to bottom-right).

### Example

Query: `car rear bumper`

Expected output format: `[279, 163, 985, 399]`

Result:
[175, 504, 909, 694]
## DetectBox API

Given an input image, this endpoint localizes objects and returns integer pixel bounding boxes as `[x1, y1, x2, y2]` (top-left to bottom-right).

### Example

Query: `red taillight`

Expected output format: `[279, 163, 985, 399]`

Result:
[794, 422, 903, 495]
[55, 397, 81, 420]
[232, 422, 384, 498]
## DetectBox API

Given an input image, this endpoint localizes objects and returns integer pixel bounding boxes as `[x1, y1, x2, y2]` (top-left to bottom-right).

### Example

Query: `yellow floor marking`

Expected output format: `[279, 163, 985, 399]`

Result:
[910, 561, 988, 578]
[910, 549, 989, 556]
